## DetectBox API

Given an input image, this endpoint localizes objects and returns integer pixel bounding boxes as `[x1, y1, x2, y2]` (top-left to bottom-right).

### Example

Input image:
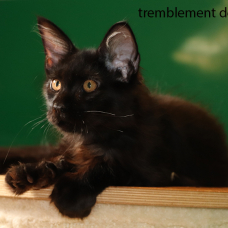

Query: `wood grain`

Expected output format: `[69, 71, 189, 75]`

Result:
[1, 175, 228, 208]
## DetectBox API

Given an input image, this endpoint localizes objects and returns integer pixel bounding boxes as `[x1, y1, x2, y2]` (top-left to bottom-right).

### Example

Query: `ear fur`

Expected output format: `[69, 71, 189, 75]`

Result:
[37, 17, 76, 69]
[98, 21, 140, 82]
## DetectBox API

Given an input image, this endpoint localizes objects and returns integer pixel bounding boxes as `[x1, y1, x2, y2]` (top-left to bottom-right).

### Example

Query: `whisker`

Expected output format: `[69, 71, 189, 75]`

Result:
[82, 119, 88, 134]
[103, 125, 124, 133]
[32, 118, 46, 128]
[118, 114, 134, 118]
[3, 114, 46, 164]
[40, 121, 48, 129]
[117, 129, 124, 133]
[81, 119, 86, 134]
[84, 110, 134, 118]
[44, 123, 51, 142]
[84, 110, 115, 116]
[26, 118, 47, 138]
[40, 123, 50, 145]
[24, 114, 46, 126]
[61, 135, 75, 157]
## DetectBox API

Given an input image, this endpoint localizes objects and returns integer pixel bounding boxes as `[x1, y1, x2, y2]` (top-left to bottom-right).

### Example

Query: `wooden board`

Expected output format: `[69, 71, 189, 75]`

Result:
[1, 175, 228, 209]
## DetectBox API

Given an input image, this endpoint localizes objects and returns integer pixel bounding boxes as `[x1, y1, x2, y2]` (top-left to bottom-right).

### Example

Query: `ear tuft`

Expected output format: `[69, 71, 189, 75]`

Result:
[98, 21, 140, 82]
[37, 17, 76, 69]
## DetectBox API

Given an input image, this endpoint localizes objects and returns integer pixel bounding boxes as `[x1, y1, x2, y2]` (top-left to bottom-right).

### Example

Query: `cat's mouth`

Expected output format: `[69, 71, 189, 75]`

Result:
[47, 110, 76, 133]
[52, 117, 79, 133]
[56, 120, 75, 132]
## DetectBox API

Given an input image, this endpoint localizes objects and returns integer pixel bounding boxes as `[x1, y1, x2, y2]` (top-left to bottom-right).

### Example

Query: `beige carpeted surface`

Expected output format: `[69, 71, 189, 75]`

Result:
[0, 197, 228, 228]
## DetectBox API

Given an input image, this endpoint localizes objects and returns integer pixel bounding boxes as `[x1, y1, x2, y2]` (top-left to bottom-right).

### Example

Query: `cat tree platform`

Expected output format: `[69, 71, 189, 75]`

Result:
[0, 175, 228, 228]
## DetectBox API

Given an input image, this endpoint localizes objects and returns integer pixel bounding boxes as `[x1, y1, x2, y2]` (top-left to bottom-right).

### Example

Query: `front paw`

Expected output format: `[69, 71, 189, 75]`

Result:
[5, 161, 57, 195]
[5, 164, 33, 194]
[50, 175, 96, 218]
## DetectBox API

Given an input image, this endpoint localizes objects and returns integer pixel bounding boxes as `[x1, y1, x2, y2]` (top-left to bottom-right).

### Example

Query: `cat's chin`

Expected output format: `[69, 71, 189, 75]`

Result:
[54, 120, 76, 133]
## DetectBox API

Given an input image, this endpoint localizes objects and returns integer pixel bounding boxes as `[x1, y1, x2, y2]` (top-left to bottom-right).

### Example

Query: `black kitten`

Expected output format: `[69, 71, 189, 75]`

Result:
[4, 17, 228, 218]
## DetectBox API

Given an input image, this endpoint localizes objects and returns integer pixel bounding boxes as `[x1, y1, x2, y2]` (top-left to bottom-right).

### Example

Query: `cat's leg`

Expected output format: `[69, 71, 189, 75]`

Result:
[5, 156, 68, 194]
[0, 146, 57, 174]
[50, 168, 113, 218]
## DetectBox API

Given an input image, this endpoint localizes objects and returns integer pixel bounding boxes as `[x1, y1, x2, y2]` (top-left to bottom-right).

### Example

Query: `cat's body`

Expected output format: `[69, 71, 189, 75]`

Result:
[3, 17, 228, 218]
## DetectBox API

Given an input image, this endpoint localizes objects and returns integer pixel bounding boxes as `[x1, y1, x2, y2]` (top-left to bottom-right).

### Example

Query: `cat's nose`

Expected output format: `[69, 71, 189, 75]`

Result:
[53, 103, 66, 113]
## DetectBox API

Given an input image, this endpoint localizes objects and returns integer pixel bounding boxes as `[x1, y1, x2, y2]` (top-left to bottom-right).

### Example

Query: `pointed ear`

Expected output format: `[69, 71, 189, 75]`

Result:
[37, 17, 76, 69]
[98, 21, 140, 82]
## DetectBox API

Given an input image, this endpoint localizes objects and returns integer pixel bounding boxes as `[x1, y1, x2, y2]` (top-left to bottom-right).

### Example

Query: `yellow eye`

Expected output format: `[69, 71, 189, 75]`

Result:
[51, 79, 61, 91]
[83, 80, 97, 93]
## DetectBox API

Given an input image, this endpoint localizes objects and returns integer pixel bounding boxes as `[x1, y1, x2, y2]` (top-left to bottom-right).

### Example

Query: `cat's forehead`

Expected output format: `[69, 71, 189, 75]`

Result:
[73, 49, 98, 70]
[56, 49, 101, 81]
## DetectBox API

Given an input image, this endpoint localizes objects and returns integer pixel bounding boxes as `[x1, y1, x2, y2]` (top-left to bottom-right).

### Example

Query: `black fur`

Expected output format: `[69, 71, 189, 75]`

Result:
[4, 17, 228, 218]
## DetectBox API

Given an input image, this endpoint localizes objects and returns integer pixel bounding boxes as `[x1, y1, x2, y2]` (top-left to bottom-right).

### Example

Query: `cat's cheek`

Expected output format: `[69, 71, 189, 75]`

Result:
[46, 109, 57, 125]
[46, 100, 54, 109]
[43, 83, 58, 111]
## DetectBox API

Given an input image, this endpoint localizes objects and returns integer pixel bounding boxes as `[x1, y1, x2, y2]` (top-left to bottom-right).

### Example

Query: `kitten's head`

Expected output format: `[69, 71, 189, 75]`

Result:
[38, 17, 141, 134]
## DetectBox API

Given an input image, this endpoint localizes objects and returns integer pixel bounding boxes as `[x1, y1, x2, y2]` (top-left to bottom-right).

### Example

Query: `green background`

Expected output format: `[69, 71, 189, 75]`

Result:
[1, 0, 228, 146]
